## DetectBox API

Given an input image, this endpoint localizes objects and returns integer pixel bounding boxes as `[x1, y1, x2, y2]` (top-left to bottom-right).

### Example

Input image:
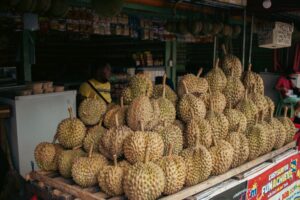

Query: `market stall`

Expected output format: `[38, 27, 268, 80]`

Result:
[0, 0, 300, 200]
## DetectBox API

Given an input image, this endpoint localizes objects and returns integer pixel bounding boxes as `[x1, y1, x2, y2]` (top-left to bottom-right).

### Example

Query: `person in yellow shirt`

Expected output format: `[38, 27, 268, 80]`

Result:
[79, 62, 112, 103]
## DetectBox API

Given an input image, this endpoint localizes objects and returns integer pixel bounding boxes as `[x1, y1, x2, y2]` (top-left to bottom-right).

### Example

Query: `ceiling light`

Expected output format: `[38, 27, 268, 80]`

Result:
[263, 0, 272, 9]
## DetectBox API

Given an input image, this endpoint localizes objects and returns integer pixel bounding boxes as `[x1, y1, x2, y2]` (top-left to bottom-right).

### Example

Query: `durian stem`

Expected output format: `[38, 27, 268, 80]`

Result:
[248, 63, 252, 72]
[244, 89, 248, 100]
[197, 68, 203, 78]
[163, 73, 167, 99]
[115, 113, 119, 127]
[260, 110, 264, 122]
[182, 80, 189, 94]
[52, 133, 58, 144]
[214, 58, 220, 69]
[255, 114, 259, 125]
[120, 96, 124, 108]
[88, 143, 94, 158]
[168, 143, 173, 156]
[144, 144, 150, 164]
[228, 101, 232, 110]
[68, 107, 74, 119]
[283, 106, 288, 118]
[73, 145, 82, 150]
[237, 122, 241, 133]
[222, 44, 227, 55]
[113, 155, 118, 167]
[212, 136, 217, 147]
[140, 121, 145, 132]
[190, 107, 195, 119]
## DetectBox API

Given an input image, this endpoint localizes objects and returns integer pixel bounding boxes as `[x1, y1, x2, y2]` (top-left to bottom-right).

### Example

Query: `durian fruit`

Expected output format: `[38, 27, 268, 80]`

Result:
[203, 90, 226, 113]
[123, 146, 165, 200]
[226, 126, 249, 168]
[153, 84, 178, 106]
[123, 123, 164, 164]
[78, 97, 107, 126]
[242, 64, 264, 94]
[99, 114, 133, 160]
[248, 86, 268, 114]
[221, 44, 242, 78]
[83, 123, 106, 153]
[57, 107, 86, 149]
[206, 101, 229, 140]
[34, 136, 63, 171]
[259, 111, 276, 154]
[224, 104, 247, 133]
[186, 110, 212, 148]
[71, 144, 109, 187]
[236, 90, 259, 128]
[122, 73, 153, 105]
[153, 122, 183, 156]
[268, 108, 286, 149]
[209, 138, 234, 175]
[246, 116, 268, 160]
[58, 147, 86, 178]
[103, 97, 127, 129]
[205, 59, 227, 92]
[152, 74, 176, 124]
[98, 155, 125, 196]
[180, 131, 212, 186]
[156, 144, 186, 195]
[278, 107, 296, 144]
[178, 80, 206, 122]
[177, 68, 208, 98]
[126, 94, 154, 131]
[223, 70, 245, 107]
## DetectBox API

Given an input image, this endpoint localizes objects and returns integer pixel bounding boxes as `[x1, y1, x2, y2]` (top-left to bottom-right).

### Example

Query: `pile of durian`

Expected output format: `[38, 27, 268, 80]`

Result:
[34, 53, 296, 200]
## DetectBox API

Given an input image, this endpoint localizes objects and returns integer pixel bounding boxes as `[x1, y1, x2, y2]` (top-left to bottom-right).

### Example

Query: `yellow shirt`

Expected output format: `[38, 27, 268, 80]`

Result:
[79, 79, 112, 103]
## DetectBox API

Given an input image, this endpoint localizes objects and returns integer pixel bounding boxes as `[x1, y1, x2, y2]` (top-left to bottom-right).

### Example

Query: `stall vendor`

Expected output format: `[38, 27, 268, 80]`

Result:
[79, 62, 112, 104]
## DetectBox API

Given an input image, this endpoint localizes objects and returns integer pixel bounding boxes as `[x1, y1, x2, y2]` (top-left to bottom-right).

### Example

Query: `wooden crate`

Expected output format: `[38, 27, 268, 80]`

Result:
[27, 142, 296, 200]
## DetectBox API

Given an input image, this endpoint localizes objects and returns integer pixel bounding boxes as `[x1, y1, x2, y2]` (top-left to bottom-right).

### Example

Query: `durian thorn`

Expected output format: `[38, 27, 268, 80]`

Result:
[52, 133, 58, 144]
[140, 121, 145, 132]
[197, 68, 203, 78]
[222, 44, 227, 55]
[113, 155, 118, 167]
[214, 58, 220, 69]
[115, 113, 119, 127]
[168, 143, 173, 156]
[163, 74, 166, 99]
[88, 143, 94, 158]
[73, 145, 82, 150]
[283, 106, 288, 118]
[68, 106, 74, 119]
[248, 63, 252, 72]
[182, 80, 189, 94]
[120, 96, 124, 108]
[144, 143, 150, 164]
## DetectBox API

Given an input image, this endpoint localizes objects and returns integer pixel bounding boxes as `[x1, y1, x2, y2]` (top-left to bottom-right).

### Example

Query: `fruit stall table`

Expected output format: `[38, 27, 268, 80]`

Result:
[26, 142, 297, 200]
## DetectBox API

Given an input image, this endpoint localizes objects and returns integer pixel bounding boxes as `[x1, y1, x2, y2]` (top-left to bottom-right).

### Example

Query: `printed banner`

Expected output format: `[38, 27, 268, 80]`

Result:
[247, 153, 300, 200]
